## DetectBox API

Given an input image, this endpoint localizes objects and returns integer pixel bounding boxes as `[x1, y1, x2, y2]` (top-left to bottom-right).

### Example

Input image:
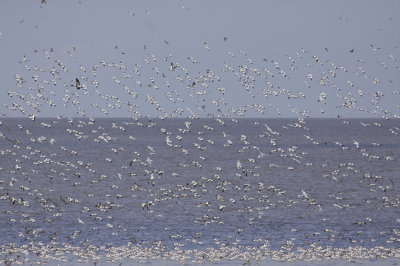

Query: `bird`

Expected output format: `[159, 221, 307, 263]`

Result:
[75, 78, 81, 89]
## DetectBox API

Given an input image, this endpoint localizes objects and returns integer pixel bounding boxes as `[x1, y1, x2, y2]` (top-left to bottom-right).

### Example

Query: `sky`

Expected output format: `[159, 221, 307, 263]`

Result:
[0, 0, 399, 118]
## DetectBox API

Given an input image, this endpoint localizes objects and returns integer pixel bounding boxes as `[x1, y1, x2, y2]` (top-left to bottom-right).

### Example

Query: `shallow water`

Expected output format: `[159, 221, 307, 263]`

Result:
[0, 118, 399, 263]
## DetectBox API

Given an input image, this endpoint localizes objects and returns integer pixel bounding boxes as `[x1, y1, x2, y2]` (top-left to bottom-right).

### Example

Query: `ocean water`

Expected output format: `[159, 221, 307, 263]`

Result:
[0, 117, 399, 263]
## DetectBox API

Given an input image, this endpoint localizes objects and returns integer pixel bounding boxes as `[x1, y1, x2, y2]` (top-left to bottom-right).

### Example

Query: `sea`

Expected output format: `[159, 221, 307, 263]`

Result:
[0, 117, 399, 264]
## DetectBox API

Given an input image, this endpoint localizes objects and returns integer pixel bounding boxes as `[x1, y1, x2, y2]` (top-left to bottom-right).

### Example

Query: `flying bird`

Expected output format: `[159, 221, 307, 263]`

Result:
[75, 78, 81, 89]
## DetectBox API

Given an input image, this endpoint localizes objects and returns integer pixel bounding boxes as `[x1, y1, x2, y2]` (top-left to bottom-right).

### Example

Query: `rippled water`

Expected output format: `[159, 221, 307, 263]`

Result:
[0, 118, 399, 254]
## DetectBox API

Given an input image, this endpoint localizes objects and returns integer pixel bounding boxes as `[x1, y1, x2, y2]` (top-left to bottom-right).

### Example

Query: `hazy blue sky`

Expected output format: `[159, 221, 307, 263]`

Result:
[1, 0, 399, 118]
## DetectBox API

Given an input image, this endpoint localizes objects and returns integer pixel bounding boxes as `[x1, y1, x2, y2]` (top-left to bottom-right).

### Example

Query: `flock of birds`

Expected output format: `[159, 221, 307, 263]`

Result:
[1, 4, 400, 265]
[3, 32, 400, 120]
